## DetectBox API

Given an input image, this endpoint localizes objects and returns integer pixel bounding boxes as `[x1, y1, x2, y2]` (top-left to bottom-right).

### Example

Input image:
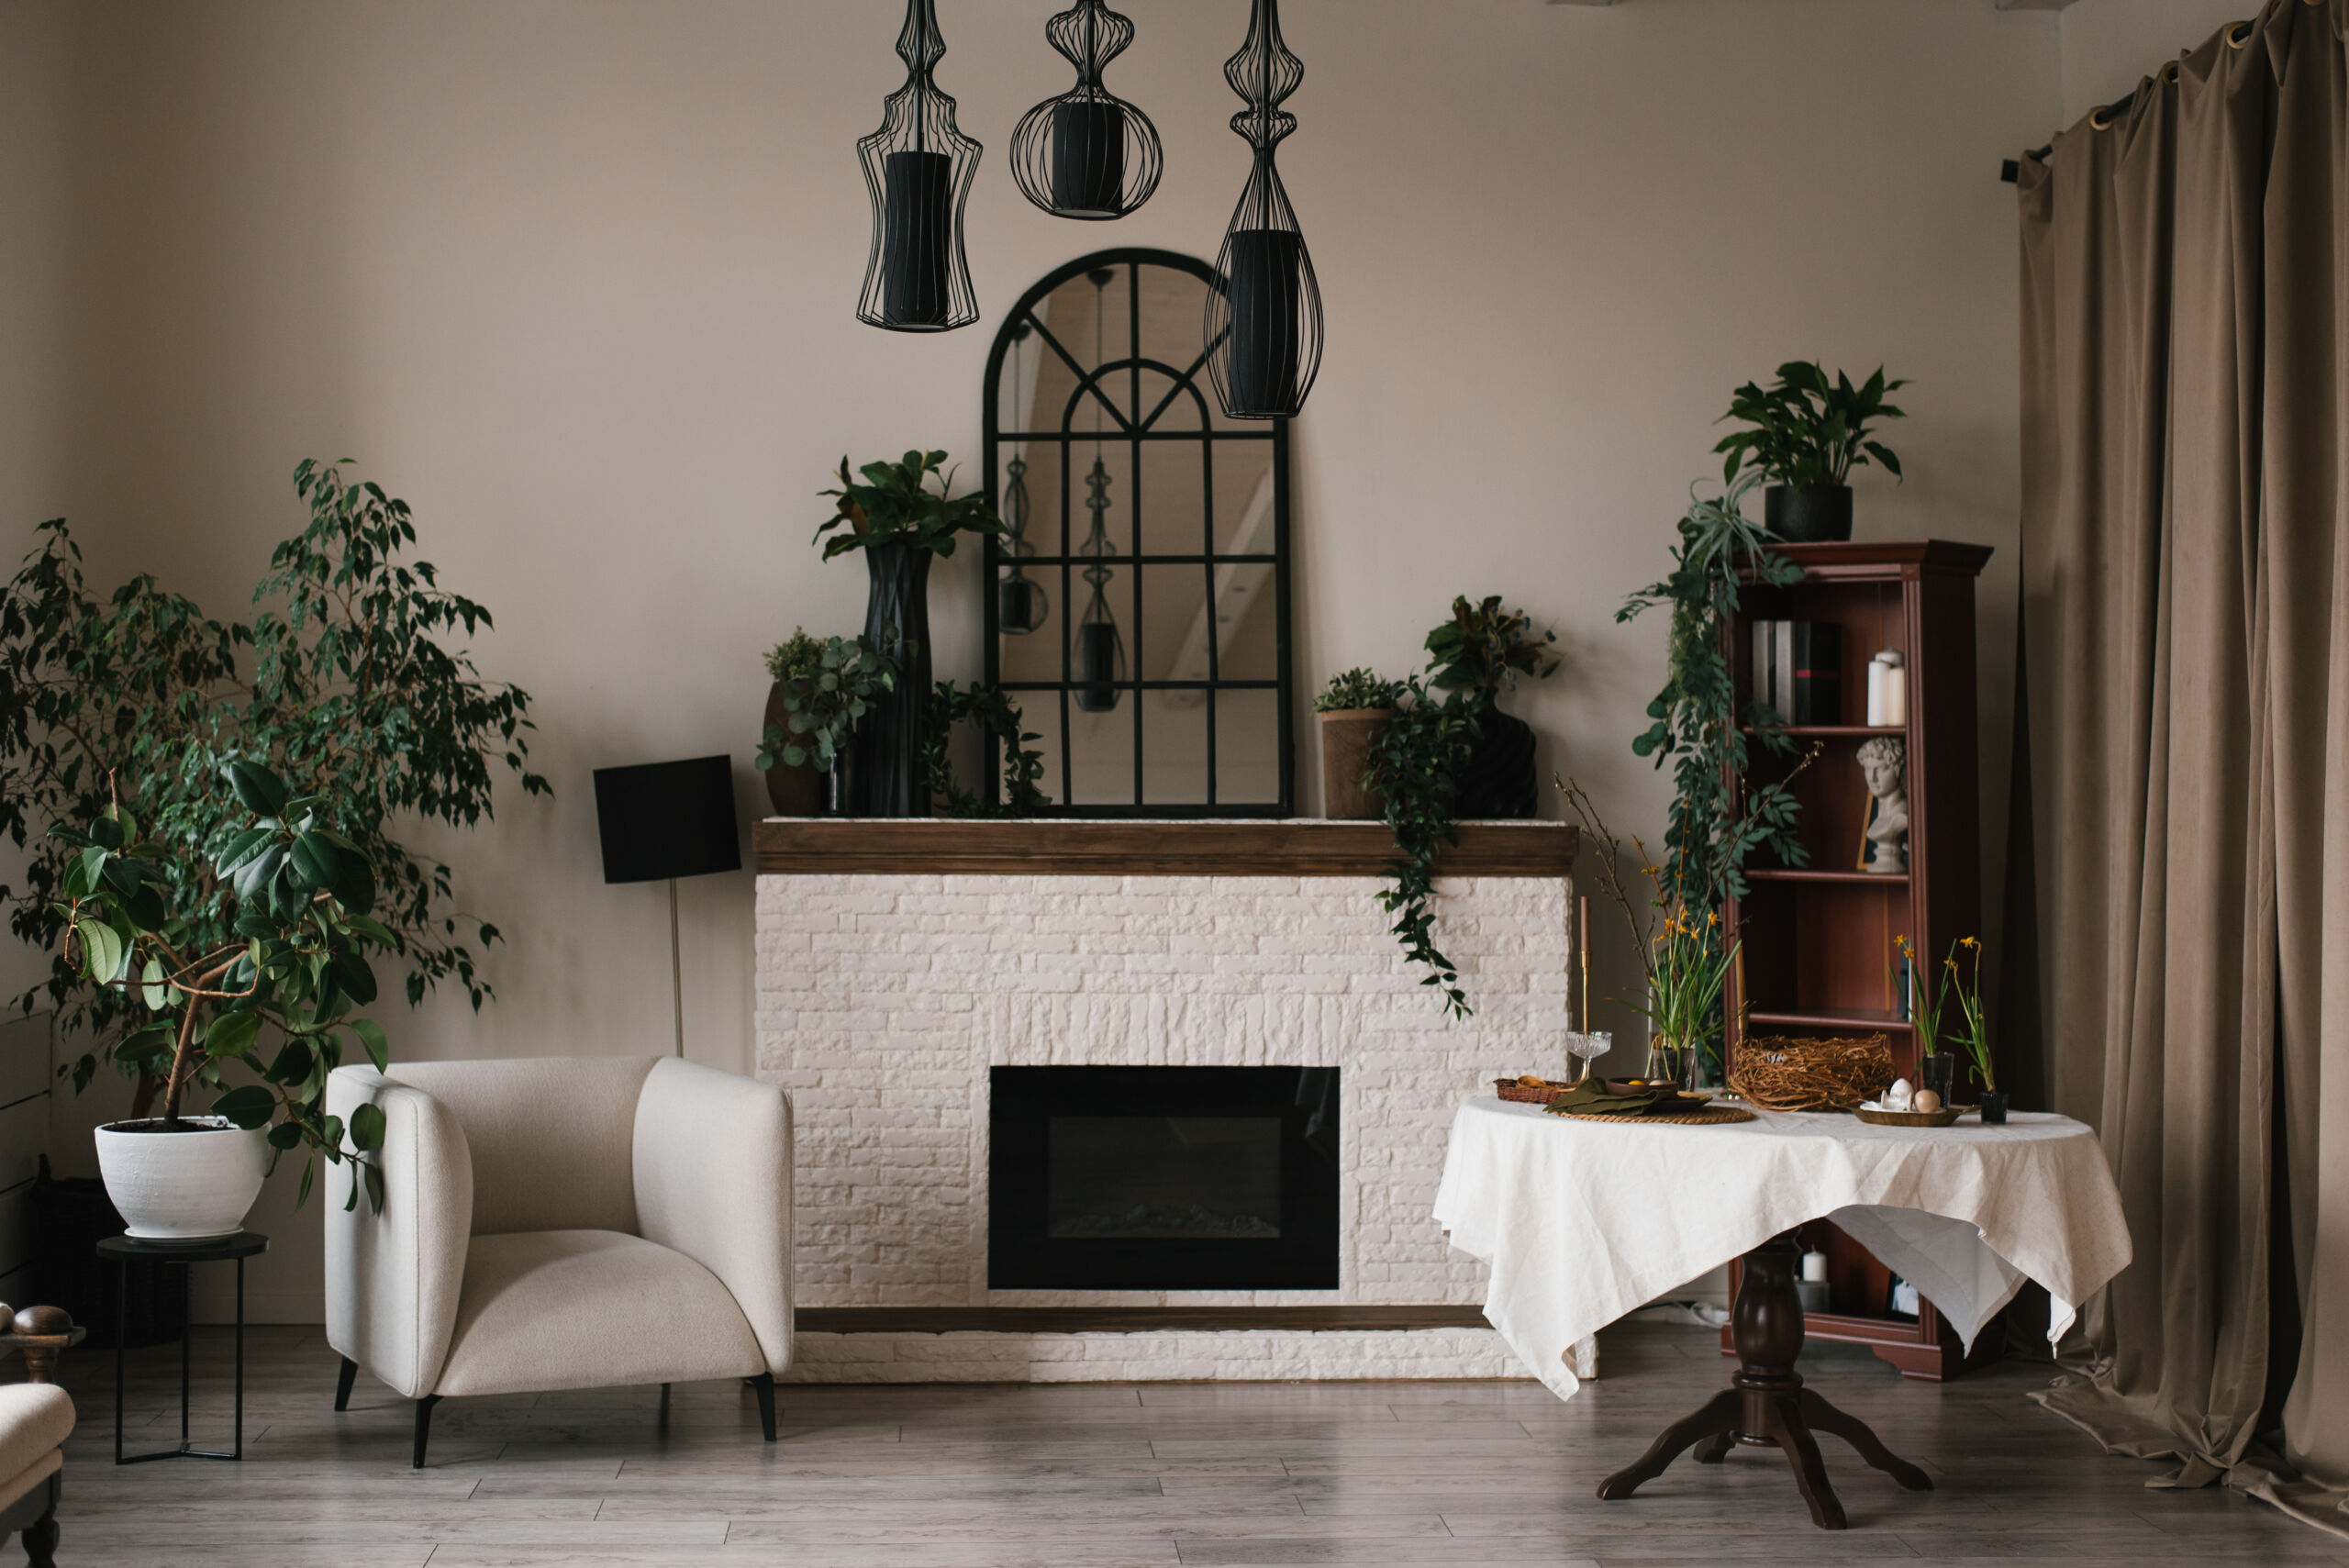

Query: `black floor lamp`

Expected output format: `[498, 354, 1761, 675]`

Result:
[593, 755, 741, 1059]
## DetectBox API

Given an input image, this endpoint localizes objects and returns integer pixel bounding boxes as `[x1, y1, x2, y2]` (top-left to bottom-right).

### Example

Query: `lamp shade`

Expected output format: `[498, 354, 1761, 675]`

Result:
[593, 756, 741, 884]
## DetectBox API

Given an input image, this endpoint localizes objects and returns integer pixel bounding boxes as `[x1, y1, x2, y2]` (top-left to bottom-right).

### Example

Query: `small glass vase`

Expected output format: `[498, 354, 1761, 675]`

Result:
[1642, 1038, 1692, 1091]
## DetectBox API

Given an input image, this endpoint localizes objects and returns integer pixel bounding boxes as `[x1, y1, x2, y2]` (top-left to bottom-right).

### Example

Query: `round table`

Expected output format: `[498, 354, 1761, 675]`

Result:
[96, 1230, 270, 1464]
[1431, 1098, 2132, 1529]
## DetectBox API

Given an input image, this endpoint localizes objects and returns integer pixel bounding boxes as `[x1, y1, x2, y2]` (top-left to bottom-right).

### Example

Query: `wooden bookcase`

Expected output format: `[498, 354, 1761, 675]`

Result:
[1719, 539, 1998, 1380]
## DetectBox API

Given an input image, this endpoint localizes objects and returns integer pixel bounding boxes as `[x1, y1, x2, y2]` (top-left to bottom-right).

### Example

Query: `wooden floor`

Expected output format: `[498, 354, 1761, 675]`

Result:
[32, 1321, 2344, 1567]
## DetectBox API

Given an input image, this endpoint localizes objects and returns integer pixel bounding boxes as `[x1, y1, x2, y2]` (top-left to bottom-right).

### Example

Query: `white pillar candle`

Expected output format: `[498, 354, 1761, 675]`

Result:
[1801, 1250, 1829, 1283]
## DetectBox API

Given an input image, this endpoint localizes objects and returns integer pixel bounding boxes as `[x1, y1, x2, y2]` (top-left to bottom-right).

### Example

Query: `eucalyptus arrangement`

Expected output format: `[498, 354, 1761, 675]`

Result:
[0, 462, 546, 1109]
[1618, 473, 1817, 1080]
[1713, 362, 1909, 542]
[923, 682, 1050, 818]
[812, 450, 1004, 817]
[756, 629, 897, 775]
[54, 759, 395, 1226]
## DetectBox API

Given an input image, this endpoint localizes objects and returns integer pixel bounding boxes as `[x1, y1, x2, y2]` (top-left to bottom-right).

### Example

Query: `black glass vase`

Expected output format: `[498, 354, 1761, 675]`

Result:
[1454, 707, 1537, 819]
[853, 541, 934, 817]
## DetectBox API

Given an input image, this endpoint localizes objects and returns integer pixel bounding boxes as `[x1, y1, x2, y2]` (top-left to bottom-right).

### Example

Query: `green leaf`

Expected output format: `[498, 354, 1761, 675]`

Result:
[225, 759, 290, 817]
[211, 1083, 276, 1129]
[351, 1018, 390, 1074]
[205, 1010, 262, 1060]
[77, 920, 124, 986]
[140, 956, 166, 1010]
[289, 831, 340, 889]
[267, 1120, 305, 1150]
[348, 1099, 386, 1153]
[296, 1157, 315, 1209]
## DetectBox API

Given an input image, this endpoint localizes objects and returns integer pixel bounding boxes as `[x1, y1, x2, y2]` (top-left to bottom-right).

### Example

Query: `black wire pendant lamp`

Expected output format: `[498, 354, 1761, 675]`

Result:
[855, 0, 982, 332]
[1009, 1, 1163, 221]
[997, 325, 1050, 635]
[1074, 270, 1126, 712]
[1205, 0, 1321, 420]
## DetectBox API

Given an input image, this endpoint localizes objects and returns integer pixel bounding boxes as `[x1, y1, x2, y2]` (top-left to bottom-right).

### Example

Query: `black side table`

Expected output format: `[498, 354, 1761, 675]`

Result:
[96, 1231, 269, 1463]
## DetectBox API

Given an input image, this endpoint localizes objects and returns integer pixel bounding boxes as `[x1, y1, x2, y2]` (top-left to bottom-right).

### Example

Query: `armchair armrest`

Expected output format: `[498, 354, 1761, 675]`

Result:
[325, 1067, 474, 1399]
[632, 1059, 794, 1373]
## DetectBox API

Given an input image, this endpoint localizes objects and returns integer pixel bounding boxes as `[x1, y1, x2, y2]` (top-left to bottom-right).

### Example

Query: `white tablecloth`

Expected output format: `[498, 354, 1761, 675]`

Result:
[1431, 1097, 2132, 1400]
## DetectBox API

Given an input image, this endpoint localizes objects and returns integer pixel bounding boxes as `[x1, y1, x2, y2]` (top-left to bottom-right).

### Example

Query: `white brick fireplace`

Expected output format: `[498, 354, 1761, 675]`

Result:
[753, 818, 1578, 1382]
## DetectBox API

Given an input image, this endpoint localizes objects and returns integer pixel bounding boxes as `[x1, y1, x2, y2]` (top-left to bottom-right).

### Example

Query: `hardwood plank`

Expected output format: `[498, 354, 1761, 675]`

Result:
[752, 817, 1576, 877]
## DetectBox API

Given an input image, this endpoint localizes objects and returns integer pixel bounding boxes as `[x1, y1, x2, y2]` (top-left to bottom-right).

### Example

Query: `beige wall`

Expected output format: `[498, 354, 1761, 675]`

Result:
[2057, 0, 2255, 125]
[4, 0, 2065, 1320]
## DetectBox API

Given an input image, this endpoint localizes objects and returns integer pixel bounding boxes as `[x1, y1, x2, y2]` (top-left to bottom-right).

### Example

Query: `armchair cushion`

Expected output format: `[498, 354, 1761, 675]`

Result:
[432, 1229, 763, 1398]
[388, 1057, 656, 1236]
[0, 1386, 71, 1512]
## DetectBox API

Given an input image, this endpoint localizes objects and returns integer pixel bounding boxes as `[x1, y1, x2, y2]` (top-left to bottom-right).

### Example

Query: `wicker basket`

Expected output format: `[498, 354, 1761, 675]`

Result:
[1494, 1076, 1575, 1106]
[1729, 1034, 1894, 1112]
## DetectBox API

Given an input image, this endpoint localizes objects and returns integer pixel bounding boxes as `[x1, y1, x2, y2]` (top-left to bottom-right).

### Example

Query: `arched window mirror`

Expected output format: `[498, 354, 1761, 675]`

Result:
[984, 249, 1294, 816]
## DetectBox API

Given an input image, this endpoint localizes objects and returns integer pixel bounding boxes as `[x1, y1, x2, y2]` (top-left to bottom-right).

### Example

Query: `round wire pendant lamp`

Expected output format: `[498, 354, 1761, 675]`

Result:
[855, 0, 983, 332]
[1009, 1, 1163, 221]
[1204, 0, 1321, 420]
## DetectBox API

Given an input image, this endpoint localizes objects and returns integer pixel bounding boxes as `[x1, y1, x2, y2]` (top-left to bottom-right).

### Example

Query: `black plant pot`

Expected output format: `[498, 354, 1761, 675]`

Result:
[852, 541, 933, 817]
[1765, 484, 1854, 543]
[1454, 708, 1538, 819]
[1977, 1090, 2009, 1125]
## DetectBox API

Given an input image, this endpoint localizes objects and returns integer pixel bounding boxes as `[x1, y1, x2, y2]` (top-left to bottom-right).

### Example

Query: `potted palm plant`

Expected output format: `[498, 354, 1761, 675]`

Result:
[1713, 361, 1908, 542]
[56, 759, 394, 1236]
[1314, 668, 1402, 820]
[813, 451, 1004, 816]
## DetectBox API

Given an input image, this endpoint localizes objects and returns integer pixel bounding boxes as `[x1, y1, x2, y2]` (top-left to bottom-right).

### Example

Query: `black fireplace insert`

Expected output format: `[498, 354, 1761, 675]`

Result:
[988, 1065, 1340, 1290]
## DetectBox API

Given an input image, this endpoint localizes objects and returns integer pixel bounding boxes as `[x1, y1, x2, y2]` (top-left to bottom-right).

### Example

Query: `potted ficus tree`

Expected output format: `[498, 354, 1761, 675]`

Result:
[813, 451, 1004, 817]
[1713, 361, 1909, 542]
[756, 629, 897, 817]
[56, 759, 393, 1237]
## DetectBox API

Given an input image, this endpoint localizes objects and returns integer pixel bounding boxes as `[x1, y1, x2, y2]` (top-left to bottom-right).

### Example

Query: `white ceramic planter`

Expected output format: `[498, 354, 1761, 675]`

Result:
[95, 1117, 269, 1240]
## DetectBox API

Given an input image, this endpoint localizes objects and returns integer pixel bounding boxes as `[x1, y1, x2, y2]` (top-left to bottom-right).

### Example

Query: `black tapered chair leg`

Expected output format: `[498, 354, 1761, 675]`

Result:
[20, 1478, 59, 1568]
[751, 1372, 776, 1442]
[412, 1394, 441, 1469]
[334, 1356, 359, 1412]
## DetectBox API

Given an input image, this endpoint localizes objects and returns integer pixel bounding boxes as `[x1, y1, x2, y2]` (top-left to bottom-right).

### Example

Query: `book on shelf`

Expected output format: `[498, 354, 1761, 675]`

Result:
[1749, 620, 1842, 726]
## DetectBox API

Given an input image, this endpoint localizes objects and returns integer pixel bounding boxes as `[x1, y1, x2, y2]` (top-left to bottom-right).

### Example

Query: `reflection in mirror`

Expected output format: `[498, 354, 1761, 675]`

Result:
[985, 251, 1291, 815]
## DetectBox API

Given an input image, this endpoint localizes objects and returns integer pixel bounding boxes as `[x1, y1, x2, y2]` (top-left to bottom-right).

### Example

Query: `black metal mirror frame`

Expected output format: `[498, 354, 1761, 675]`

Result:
[982, 248, 1295, 817]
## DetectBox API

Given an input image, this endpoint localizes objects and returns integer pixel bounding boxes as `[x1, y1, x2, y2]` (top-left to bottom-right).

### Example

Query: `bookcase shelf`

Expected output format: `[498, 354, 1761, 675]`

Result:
[1721, 539, 1994, 1381]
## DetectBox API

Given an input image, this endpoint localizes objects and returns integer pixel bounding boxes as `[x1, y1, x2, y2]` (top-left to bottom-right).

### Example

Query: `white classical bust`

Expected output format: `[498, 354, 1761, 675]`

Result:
[1858, 736, 1909, 875]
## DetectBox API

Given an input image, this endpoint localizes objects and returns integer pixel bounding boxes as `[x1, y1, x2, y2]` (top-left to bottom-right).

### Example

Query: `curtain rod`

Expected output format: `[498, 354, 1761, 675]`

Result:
[1998, 17, 2255, 183]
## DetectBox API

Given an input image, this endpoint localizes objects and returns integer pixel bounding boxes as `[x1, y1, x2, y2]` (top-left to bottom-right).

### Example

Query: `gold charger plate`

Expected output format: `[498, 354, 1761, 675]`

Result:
[1854, 1105, 1965, 1128]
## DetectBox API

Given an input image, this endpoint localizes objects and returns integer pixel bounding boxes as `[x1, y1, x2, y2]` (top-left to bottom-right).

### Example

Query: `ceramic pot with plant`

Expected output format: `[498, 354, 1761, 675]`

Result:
[1425, 596, 1559, 819]
[1713, 361, 1908, 543]
[815, 450, 1005, 816]
[1314, 668, 1401, 820]
[757, 630, 896, 817]
[56, 759, 397, 1237]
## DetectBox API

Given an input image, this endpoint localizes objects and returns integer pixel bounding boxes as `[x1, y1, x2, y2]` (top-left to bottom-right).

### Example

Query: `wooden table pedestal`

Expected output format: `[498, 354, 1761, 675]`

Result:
[1597, 1233, 1934, 1529]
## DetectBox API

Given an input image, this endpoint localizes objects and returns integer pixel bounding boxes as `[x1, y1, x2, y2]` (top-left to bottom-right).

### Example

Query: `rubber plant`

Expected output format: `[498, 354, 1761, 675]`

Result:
[50, 759, 395, 1211]
[0, 460, 549, 1105]
[1617, 471, 1817, 1078]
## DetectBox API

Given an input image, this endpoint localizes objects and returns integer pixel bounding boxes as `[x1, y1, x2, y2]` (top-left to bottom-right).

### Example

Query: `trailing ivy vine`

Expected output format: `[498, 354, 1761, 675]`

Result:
[924, 681, 1050, 818]
[1361, 678, 1481, 1019]
[1617, 472, 1813, 1076]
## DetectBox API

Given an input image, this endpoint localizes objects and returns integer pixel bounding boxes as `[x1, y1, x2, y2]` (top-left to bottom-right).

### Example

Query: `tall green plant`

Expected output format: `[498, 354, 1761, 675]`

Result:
[814, 450, 1004, 561]
[0, 462, 548, 1098]
[1619, 473, 1814, 1076]
[1714, 361, 1908, 490]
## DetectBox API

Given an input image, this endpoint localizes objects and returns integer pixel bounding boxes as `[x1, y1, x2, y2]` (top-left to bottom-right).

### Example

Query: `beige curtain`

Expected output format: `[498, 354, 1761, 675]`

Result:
[2013, 0, 2349, 1537]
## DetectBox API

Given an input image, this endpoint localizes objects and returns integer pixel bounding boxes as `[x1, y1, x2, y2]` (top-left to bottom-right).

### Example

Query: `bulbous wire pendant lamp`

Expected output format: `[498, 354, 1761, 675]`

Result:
[856, 0, 982, 332]
[1205, 0, 1321, 420]
[1009, 1, 1163, 220]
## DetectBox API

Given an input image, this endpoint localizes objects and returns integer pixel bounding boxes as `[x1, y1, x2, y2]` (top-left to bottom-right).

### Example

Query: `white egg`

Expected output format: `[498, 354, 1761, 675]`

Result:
[1885, 1078, 1914, 1111]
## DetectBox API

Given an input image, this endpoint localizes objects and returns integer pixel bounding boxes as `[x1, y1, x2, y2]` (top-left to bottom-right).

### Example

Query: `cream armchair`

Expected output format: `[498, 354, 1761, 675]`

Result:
[325, 1056, 792, 1467]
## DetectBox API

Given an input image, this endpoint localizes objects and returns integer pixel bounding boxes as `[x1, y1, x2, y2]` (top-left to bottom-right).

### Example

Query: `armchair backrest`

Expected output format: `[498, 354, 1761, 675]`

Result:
[387, 1057, 658, 1236]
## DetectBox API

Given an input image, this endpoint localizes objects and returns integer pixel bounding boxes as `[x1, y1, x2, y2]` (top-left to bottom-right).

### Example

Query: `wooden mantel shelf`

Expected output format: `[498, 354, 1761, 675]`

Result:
[752, 818, 1577, 878]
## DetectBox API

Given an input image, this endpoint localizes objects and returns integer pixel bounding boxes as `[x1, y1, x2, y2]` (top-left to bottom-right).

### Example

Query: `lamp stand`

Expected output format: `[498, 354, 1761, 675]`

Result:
[667, 877, 685, 1059]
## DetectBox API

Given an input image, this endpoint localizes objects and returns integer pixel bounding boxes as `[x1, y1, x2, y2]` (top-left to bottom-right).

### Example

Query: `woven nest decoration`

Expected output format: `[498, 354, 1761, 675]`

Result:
[1729, 1033, 1896, 1112]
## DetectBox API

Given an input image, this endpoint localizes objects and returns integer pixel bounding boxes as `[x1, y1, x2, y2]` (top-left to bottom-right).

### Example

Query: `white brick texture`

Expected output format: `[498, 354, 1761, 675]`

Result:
[756, 870, 1574, 1380]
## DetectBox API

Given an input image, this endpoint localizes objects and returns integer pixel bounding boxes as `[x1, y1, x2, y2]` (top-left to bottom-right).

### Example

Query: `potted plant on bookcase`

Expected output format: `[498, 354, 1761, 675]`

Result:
[1713, 362, 1908, 543]
[813, 450, 1004, 816]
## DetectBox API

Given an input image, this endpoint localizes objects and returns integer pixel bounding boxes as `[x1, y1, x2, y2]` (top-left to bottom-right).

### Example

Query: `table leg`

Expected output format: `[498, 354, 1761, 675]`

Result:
[112, 1261, 125, 1466]
[178, 1260, 191, 1452]
[233, 1256, 245, 1460]
[1597, 1233, 1931, 1529]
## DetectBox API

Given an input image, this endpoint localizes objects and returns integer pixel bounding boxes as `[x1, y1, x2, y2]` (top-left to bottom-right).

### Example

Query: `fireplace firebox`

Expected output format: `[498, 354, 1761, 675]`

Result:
[988, 1066, 1340, 1290]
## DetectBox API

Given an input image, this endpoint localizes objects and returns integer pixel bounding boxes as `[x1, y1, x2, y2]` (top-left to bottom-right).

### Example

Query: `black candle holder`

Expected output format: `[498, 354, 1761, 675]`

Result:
[1009, 1, 1163, 221]
[1204, 0, 1320, 420]
[856, 0, 982, 332]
